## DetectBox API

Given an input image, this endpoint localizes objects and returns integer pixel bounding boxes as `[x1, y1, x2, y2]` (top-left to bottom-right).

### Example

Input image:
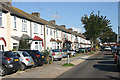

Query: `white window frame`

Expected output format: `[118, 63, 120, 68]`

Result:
[14, 16, 17, 29]
[34, 23, 38, 33]
[22, 19, 27, 31]
[56, 30, 58, 38]
[0, 12, 2, 27]
[50, 29, 52, 36]
[46, 27, 48, 35]
[41, 25, 43, 34]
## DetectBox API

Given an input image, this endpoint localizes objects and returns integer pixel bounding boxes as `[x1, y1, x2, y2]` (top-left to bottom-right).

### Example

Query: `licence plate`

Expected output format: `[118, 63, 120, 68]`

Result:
[58, 54, 61, 55]
[31, 62, 34, 64]
[42, 56, 44, 58]
[14, 59, 19, 61]
[64, 53, 66, 54]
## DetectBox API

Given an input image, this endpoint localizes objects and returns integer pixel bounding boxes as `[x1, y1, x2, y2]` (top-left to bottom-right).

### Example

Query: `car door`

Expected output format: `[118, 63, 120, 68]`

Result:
[117, 50, 120, 64]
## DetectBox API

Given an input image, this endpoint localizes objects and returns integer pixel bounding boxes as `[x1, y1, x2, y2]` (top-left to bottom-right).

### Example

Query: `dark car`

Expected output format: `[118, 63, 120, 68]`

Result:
[19, 50, 45, 67]
[0, 51, 20, 76]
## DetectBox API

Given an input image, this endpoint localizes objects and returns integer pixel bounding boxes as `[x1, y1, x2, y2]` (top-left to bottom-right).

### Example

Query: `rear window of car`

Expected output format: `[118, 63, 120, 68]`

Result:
[4, 52, 16, 57]
[22, 52, 30, 57]
[32, 50, 43, 56]
[63, 50, 67, 52]
[52, 49, 60, 52]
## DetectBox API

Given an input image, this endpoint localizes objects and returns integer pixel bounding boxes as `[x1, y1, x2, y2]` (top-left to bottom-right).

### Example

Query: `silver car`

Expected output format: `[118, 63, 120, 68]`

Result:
[61, 49, 68, 58]
[13, 51, 34, 70]
[49, 49, 63, 61]
[67, 50, 76, 56]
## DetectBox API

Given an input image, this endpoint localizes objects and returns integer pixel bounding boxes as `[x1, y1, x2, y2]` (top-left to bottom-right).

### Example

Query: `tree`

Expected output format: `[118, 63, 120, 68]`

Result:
[81, 11, 112, 52]
[100, 30, 117, 43]
[19, 38, 32, 50]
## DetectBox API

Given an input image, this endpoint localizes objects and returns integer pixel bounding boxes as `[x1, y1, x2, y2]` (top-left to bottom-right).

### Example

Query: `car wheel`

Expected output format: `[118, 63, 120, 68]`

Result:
[58, 58, 62, 61]
[73, 54, 75, 56]
[33, 61, 37, 67]
[0, 66, 8, 76]
[20, 63, 26, 71]
[39, 63, 43, 66]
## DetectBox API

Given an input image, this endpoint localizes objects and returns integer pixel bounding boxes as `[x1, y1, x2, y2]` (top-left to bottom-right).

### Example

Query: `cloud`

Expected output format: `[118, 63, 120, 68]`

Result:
[72, 26, 82, 33]
[50, 11, 60, 19]
[51, 14, 60, 19]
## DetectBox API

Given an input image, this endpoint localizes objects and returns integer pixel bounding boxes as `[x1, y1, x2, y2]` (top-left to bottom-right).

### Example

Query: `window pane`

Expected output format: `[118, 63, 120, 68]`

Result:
[0, 17, 2, 26]
[0, 12, 2, 16]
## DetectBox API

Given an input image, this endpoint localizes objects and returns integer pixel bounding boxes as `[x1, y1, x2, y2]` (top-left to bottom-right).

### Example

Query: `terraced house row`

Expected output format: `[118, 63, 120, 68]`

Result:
[0, 2, 91, 51]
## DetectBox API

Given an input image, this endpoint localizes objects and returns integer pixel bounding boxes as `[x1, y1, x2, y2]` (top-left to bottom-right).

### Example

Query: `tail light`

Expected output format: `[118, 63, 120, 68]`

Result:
[26, 58, 29, 61]
[36, 55, 40, 57]
[5, 57, 11, 61]
[53, 53, 55, 55]
[60, 50, 62, 52]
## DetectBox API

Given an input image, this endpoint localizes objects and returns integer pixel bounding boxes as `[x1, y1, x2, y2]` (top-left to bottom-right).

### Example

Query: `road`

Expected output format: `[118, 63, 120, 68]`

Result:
[57, 51, 120, 79]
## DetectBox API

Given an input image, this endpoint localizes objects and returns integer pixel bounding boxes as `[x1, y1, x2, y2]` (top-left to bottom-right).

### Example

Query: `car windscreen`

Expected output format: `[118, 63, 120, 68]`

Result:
[34, 50, 43, 56]
[62, 50, 67, 52]
[22, 52, 30, 57]
[4, 52, 16, 57]
[79, 48, 85, 49]
[52, 49, 60, 52]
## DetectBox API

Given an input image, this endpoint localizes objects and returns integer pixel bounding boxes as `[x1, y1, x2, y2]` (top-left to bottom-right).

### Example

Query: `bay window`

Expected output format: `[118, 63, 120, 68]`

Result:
[0, 12, 2, 27]
[22, 19, 27, 31]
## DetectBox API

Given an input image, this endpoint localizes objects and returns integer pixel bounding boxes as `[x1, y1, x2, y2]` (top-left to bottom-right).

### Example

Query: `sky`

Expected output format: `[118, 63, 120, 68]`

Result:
[12, 2, 118, 34]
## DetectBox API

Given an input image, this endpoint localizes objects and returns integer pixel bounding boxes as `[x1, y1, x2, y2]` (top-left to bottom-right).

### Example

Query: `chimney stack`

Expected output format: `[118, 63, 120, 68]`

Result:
[60, 25, 66, 28]
[32, 12, 40, 18]
[74, 31, 77, 33]
[68, 28, 73, 31]
[49, 20, 56, 24]
[5, 2, 12, 6]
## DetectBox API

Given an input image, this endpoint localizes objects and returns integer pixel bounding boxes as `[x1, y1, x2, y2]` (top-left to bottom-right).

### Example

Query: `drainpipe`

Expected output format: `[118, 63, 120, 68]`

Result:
[44, 25, 46, 50]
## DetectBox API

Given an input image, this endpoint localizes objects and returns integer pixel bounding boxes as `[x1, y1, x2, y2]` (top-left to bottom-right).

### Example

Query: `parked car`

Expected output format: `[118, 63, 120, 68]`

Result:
[87, 47, 91, 52]
[67, 50, 76, 56]
[116, 48, 120, 67]
[112, 48, 118, 64]
[104, 46, 111, 51]
[0, 51, 20, 76]
[61, 49, 68, 58]
[78, 48, 87, 53]
[13, 51, 34, 70]
[19, 50, 45, 67]
[49, 49, 63, 61]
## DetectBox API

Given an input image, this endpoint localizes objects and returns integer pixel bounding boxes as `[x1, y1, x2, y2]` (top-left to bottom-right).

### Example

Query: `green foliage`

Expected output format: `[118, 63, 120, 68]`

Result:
[81, 11, 112, 52]
[41, 50, 49, 58]
[81, 11, 112, 41]
[100, 30, 117, 43]
[41, 50, 50, 64]
[62, 63, 74, 66]
[19, 38, 32, 50]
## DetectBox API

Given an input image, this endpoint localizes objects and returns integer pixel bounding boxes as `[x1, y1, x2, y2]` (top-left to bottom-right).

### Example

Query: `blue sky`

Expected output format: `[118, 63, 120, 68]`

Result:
[12, 2, 118, 34]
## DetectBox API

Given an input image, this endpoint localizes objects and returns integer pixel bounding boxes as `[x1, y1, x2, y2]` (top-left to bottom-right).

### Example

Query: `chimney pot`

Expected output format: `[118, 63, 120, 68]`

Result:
[68, 28, 73, 31]
[49, 20, 56, 24]
[60, 25, 66, 28]
[32, 12, 40, 18]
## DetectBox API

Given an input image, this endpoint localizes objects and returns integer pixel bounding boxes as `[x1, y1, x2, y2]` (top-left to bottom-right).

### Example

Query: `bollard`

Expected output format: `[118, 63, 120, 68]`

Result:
[67, 55, 69, 64]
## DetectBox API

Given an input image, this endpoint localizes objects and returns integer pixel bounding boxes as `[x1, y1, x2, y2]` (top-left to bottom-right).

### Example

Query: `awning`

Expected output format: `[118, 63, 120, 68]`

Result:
[11, 36, 21, 41]
[74, 41, 78, 43]
[50, 38, 57, 42]
[0, 37, 7, 47]
[57, 39, 62, 43]
[64, 40, 72, 43]
[33, 36, 43, 41]
[21, 34, 32, 40]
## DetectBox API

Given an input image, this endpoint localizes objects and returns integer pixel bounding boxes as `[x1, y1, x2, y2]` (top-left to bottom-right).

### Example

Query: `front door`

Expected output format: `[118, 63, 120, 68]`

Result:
[0, 40, 4, 51]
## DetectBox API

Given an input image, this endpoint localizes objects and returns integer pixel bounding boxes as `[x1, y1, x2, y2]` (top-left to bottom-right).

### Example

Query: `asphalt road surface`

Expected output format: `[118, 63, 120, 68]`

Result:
[57, 51, 120, 80]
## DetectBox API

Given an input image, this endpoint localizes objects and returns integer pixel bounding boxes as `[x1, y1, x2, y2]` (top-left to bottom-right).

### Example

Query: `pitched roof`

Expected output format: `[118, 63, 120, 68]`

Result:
[1, 2, 86, 39]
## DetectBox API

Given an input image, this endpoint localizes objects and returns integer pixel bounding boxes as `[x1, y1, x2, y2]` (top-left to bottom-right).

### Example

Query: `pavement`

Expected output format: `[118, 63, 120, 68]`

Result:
[2, 52, 95, 79]
[57, 51, 120, 79]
